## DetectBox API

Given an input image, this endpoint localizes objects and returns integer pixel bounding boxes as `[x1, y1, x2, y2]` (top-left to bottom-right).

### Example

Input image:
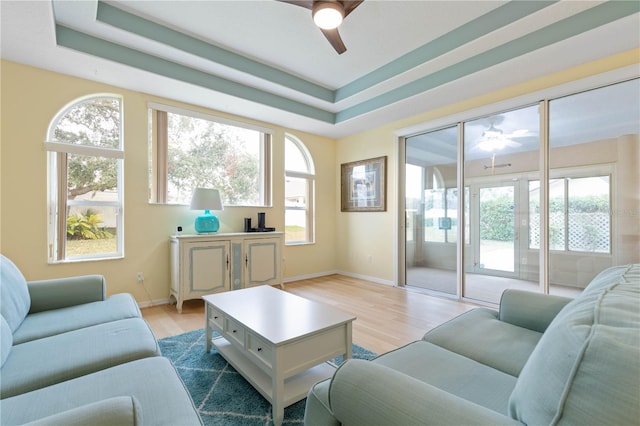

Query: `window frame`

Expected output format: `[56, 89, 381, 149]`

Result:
[284, 134, 315, 245]
[46, 94, 124, 263]
[148, 103, 272, 207]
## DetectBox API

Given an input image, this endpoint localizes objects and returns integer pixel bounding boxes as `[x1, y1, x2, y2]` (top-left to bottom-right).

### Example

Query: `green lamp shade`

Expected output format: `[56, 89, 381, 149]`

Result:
[194, 210, 220, 233]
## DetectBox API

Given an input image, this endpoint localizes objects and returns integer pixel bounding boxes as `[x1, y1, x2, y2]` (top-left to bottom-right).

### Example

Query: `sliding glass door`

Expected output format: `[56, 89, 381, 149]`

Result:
[463, 105, 539, 303]
[401, 78, 639, 304]
[405, 126, 458, 295]
[546, 79, 640, 294]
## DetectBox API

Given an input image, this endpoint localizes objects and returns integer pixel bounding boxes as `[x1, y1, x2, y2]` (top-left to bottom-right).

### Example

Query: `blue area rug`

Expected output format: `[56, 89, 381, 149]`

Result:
[159, 328, 376, 425]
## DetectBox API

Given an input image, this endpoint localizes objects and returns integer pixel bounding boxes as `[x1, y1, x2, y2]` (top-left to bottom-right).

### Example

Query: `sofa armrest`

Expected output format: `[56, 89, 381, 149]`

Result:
[27, 275, 106, 313]
[22, 396, 141, 426]
[499, 289, 573, 333]
[328, 360, 521, 426]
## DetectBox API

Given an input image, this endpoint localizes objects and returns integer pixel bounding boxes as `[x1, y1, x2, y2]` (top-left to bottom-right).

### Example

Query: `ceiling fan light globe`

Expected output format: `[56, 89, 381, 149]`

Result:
[313, 2, 344, 29]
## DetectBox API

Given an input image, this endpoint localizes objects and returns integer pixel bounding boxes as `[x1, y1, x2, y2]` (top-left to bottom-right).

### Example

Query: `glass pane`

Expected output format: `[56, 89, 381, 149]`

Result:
[464, 104, 540, 303]
[66, 205, 118, 258]
[425, 188, 445, 242]
[285, 175, 309, 243]
[67, 154, 117, 199]
[285, 209, 307, 243]
[529, 179, 565, 250]
[549, 79, 639, 293]
[405, 126, 458, 295]
[479, 186, 515, 272]
[166, 112, 261, 205]
[445, 188, 459, 243]
[549, 179, 566, 251]
[54, 98, 121, 149]
[285, 138, 309, 173]
[65, 153, 119, 259]
[567, 176, 610, 253]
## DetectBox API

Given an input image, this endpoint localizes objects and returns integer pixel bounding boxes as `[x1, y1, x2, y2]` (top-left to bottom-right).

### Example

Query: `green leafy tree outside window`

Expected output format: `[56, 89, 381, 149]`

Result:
[167, 114, 259, 205]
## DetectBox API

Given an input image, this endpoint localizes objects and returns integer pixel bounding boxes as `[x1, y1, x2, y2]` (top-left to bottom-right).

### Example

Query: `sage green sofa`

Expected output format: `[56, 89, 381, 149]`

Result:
[304, 263, 640, 425]
[0, 254, 202, 425]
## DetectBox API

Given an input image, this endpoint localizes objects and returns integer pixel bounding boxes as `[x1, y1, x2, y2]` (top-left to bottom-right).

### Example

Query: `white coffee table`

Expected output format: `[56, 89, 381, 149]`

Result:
[203, 286, 356, 426]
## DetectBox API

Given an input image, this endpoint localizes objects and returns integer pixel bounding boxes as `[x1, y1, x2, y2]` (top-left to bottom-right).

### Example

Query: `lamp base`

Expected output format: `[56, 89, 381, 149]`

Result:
[194, 211, 220, 233]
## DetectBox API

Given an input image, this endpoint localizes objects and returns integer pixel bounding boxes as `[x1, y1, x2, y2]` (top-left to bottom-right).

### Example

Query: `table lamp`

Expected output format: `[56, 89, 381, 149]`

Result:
[190, 188, 223, 233]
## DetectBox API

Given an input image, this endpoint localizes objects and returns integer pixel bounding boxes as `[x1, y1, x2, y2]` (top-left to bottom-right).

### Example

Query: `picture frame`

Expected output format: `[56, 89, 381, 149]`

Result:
[341, 156, 387, 212]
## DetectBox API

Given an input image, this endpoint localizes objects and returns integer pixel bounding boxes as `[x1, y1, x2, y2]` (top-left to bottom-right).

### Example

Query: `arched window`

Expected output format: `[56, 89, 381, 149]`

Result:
[284, 134, 315, 244]
[46, 95, 124, 262]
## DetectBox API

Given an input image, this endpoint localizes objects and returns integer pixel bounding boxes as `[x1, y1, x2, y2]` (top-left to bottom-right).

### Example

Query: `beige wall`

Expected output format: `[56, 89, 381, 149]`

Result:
[2, 48, 638, 303]
[0, 60, 335, 304]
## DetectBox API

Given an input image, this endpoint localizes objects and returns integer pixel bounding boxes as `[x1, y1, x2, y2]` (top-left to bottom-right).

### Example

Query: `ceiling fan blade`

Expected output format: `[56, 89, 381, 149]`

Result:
[321, 27, 347, 54]
[342, 0, 364, 17]
[277, 0, 314, 10]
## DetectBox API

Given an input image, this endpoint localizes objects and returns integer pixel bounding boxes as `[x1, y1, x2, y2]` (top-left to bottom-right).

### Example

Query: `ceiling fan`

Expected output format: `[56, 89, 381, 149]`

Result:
[474, 120, 536, 152]
[278, 1, 364, 54]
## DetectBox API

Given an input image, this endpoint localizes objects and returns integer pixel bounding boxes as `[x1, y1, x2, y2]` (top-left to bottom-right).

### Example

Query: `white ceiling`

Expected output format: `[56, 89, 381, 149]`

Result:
[1, 0, 639, 138]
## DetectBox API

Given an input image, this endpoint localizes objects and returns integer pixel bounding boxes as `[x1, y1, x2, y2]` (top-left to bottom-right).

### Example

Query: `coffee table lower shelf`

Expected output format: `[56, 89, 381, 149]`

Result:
[212, 336, 337, 409]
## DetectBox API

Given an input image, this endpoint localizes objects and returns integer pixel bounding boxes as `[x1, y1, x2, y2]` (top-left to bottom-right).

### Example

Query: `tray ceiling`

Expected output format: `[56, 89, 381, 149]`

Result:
[1, 1, 639, 137]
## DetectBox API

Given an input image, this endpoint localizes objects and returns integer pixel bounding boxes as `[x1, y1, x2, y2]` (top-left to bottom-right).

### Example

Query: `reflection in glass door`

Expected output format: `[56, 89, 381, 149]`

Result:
[404, 126, 458, 295]
[477, 185, 515, 274]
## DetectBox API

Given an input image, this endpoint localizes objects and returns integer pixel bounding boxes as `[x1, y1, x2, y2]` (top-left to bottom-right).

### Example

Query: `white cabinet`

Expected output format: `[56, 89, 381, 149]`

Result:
[170, 232, 283, 312]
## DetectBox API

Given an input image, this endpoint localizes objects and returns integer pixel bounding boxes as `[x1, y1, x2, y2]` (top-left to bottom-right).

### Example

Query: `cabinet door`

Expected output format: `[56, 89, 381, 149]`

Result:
[184, 240, 230, 296]
[244, 237, 281, 287]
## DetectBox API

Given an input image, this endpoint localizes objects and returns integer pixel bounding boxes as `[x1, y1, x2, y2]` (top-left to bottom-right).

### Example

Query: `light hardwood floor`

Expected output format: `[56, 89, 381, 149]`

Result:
[141, 274, 479, 355]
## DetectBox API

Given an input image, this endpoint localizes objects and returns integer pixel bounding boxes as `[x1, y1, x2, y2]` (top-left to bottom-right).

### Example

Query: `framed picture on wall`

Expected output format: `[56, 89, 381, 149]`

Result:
[341, 156, 387, 212]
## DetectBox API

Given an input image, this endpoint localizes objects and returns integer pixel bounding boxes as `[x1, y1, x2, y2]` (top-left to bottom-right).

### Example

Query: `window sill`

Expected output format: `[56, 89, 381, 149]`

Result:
[285, 241, 315, 247]
[49, 255, 124, 264]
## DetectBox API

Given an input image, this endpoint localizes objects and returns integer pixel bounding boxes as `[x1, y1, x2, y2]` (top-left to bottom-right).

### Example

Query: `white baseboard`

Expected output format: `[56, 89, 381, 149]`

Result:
[137, 297, 171, 309]
[282, 270, 340, 283]
[335, 270, 395, 287]
[283, 270, 395, 287]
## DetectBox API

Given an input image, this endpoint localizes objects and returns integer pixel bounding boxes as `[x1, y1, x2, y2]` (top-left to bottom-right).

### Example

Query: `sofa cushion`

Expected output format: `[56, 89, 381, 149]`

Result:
[13, 293, 141, 344]
[423, 308, 543, 377]
[328, 359, 521, 426]
[373, 341, 517, 414]
[22, 396, 142, 426]
[0, 318, 160, 398]
[1, 315, 12, 367]
[509, 264, 640, 425]
[1, 357, 202, 425]
[0, 255, 31, 332]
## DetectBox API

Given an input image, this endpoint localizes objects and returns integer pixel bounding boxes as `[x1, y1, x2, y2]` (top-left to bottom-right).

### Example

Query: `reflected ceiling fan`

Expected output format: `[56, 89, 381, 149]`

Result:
[278, 0, 364, 54]
[475, 121, 535, 152]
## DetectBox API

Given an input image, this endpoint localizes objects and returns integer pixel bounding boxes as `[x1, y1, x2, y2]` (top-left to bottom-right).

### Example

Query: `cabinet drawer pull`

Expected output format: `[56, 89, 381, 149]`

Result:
[232, 329, 237, 333]
[257, 347, 262, 352]
[214, 316, 219, 319]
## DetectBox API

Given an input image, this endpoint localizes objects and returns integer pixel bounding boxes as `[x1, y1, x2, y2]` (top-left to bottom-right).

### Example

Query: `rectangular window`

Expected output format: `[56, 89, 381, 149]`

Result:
[149, 104, 272, 206]
[529, 174, 611, 253]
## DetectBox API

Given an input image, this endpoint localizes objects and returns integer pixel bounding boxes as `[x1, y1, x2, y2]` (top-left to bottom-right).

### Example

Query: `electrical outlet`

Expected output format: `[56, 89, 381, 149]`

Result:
[136, 272, 144, 283]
